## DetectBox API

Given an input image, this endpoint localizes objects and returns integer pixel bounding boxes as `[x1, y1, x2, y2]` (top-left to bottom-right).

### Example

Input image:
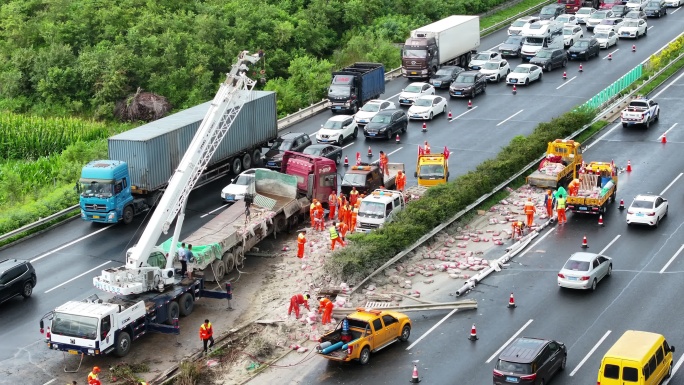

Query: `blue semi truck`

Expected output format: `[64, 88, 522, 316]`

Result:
[328, 62, 385, 114]
[79, 91, 278, 224]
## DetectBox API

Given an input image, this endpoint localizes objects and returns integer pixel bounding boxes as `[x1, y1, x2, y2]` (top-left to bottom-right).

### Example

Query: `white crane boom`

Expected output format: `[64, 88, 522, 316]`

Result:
[94, 51, 262, 295]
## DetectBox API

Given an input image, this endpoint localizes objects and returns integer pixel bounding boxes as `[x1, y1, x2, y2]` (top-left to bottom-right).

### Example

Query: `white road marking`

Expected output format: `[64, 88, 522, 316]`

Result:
[406, 308, 460, 350]
[570, 330, 612, 376]
[603, 48, 619, 60]
[342, 141, 355, 150]
[663, 350, 684, 385]
[519, 228, 555, 257]
[371, 147, 404, 165]
[42, 380, 56, 385]
[599, 234, 621, 255]
[672, 6, 682, 13]
[659, 123, 678, 142]
[488, 43, 504, 51]
[449, 106, 479, 122]
[586, 121, 622, 150]
[652, 70, 684, 98]
[30, 225, 113, 263]
[556, 76, 577, 89]
[485, 319, 534, 363]
[660, 244, 684, 274]
[497, 109, 524, 126]
[44, 261, 114, 294]
[200, 204, 228, 219]
[387, 92, 401, 100]
[647, 25, 654, 30]
[660, 172, 683, 195]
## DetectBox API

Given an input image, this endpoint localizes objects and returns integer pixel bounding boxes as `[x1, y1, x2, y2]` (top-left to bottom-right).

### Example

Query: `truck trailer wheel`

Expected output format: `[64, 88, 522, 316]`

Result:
[223, 253, 235, 273]
[166, 301, 180, 324]
[232, 158, 243, 175]
[179, 293, 194, 316]
[235, 246, 245, 269]
[122, 206, 134, 225]
[242, 153, 253, 170]
[206, 259, 225, 282]
[252, 149, 262, 167]
[114, 332, 131, 357]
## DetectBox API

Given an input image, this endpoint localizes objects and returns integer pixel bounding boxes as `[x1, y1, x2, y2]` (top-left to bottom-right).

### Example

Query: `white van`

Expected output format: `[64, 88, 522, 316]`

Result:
[521, 36, 562, 60]
[356, 189, 406, 233]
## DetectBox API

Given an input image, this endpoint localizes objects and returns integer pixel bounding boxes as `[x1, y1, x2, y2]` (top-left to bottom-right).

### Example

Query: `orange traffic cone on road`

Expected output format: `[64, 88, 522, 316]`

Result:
[508, 292, 517, 308]
[512, 84, 517, 95]
[469, 324, 478, 341]
[563, 71, 567, 80]
[581, 235, 588, 248]
[626, 160, 632, 172]
[579, 63, 583, 72]
[422, 122, 427, 132]
[598, 215, 604, 226]
[608, 53, 612, 61]
[367, 146, 372, 158]
[632, 44, 636, 52]
[468, 99, 473, 109]
[619, 199, 625, 210]
[343, 156, 349, 167]
[396, 134, 401, 144]
[448, 110, 453, 120]
[661, 133, 667, 144]
[410, 364, 421, 383]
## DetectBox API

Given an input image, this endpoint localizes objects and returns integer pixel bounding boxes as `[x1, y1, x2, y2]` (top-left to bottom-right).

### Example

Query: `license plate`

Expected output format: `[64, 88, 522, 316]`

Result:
[93, 215, 100, 219]
[506, 376, 520, 383]
[401, 99, 409, 103]
[369, 133, 376, 136]
[454, 91, 462, 95]
[411, 72, 417, 75]
[571, 54, 578, 57]
[472, 66, 480, 70]
[568, 277, 577, 281]
[433, 81, 441, 86]
[267, 162, 276, 166]
[359, 119, 367, 123]
[636, 213, 644, 217]
[68, 350, 79, 355]
[510, 79, 517, 83]
[412, 115, 421, 118]
[579, 207, 587, 211]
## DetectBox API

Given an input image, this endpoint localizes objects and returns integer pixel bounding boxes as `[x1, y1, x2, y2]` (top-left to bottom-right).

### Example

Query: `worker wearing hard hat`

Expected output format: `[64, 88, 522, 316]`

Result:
[524, 198, 536, 227]
[87, 367, 101, 385]
[396, 170, 406, 192]
[288, 293, 310, 318]
[544, 190, 555, 220]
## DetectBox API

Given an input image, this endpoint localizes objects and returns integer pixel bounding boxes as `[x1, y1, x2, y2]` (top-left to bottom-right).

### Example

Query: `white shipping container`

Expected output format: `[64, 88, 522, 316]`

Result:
[411, 15, 481, 65]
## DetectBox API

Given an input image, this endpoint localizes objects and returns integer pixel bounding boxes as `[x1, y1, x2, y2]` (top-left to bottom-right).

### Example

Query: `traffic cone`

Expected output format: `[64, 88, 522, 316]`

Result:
[343, 156, 349, 167]
[410, 364, 421, 383]
[508, 292, 517, 308]
[367, 146, 372, 157]
[661, 133, 667, 144]
[422, 122, 427, 132]
[563, 71, 567, 80]
[396, 134, 401, 144]
[598, 215, 604, 226]
[581, 235, 588, 248]
[468, 99, 473, 109]
[579, 63, 583, 72]
[619, 199, 625, 210]
[632, 44, 636, 52]
[469, 324, 478, 341]
[512, 84, 517, 95]
[356, 151, 361, 165]
[448, 110, 453, 120]
[626, 160, 632, 172]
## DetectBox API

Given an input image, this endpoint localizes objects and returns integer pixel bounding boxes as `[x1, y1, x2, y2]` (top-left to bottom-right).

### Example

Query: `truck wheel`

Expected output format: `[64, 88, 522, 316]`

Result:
[622, 122, 628, 128]
[114, 332, 131, 357]
[232, 158, 243, 174]
[335, 154, 342, 165]
[242, 153, 252, 170]
[646, 120, 650, 129]
[252, 149, 262, 167]
[224, 253, 235, 273]
[179, 292, 194, 316]
[399, 325, 411, 342]
[122, 205, 134, 225]
[210, 259, 225, 282]
[358, 346, 371, 365]
[166, 301, 180, 324]
[235, 246, 245, 268]
[351, 104, 358, 114]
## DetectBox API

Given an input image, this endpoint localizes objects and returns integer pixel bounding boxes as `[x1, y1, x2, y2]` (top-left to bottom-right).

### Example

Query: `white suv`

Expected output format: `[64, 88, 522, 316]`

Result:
[354, 99, 396, 126]
[316, 115, 358, 145]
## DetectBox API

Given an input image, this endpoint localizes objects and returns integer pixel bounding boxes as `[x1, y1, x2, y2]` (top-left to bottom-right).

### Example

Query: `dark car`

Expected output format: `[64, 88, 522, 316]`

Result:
[302, 144, 343, 165]
[363, 109, 408, 140]
[529, 48, 568, 72]
[263, 132, 312, 170]
[539, 4, 566, 20]
[493, 337, 567, 385]
[499, 35, 525, 58]
[428, 66, 465, 89]
[644, 0, 667, 16]
[449, 71, 487, 98]
[611, 4, 630, 16]
[0, 259, 37, 304]
[567, 37, 601, 60]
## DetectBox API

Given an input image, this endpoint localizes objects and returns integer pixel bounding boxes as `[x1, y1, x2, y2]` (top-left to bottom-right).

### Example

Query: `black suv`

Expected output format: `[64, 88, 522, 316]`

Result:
[529, 48, 568, 72]
[0, 259, 37, 304]
[493, 337, 567, 385]
[449, 71, 487, 98]
[644, 0, 666, 17]
[363, 109, 408, 140]
[567, 37, 601, 61]
[539, 4, 565, 20]
[263, 132, 312, 170]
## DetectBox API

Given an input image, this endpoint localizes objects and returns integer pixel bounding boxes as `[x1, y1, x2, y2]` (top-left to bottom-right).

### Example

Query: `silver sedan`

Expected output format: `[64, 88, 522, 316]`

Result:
[557, 252, 612, 291]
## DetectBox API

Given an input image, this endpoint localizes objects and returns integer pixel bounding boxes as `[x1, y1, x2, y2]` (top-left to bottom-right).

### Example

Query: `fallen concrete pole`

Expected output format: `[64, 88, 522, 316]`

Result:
[332, 299, 477, 316]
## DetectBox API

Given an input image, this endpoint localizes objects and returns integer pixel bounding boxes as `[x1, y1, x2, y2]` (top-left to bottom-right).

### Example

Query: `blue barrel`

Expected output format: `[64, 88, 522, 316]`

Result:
[321, 341, 345, 354]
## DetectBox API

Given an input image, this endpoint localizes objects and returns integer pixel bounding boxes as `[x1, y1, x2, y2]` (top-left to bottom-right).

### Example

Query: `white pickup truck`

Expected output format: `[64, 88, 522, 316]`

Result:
[621, 97, 660, 128]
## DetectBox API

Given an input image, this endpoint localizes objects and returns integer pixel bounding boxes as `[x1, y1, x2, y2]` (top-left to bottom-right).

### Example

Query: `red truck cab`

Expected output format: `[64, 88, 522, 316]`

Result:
[281, 151, 337, 206]
[599, 0, 620, 9]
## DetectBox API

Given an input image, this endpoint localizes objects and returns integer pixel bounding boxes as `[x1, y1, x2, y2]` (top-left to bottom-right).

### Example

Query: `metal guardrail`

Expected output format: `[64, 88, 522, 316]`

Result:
[480, 0, 556, 36]
[0, 205, 81, 244]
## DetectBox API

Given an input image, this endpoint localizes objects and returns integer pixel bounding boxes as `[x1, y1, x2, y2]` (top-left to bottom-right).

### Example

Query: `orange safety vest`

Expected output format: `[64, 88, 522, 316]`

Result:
[199, 322, 213, 340]
[328, 193, 338, 207]
[524, 203, 536, 215]
[349, 190, 359, 204]
[397, 173, 406, 189]
[297, 233, 306, 245]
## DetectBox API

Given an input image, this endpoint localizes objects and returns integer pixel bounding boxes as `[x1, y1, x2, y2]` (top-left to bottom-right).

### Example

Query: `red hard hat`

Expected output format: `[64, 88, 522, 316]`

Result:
[93, 366, 100, 373]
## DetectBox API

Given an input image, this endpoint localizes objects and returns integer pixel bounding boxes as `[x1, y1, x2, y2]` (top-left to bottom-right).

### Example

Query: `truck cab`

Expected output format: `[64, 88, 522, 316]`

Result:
[79, 160, 138, 225]
[281, 151, 337, 206]
[356, 189, 406, 233]
[415, 154, 449, 186]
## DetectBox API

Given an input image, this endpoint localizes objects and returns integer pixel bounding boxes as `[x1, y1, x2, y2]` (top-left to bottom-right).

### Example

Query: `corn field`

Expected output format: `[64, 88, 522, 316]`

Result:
[0, 112, 110, 161]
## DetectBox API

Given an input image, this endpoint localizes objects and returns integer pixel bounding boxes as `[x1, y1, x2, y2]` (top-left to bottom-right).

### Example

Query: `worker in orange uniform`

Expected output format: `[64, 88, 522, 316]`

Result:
[524, 198, 536, 227]
[297, 232, 306, 259]
[319, 297, 334, 325]
[355, 194, 364, 208]
[344, 202, 353, 229]
[316, 201, 324, 227]
[87, 367, 101, 385]
[424, 141, 431, 154]
[556, 194, 567, 225]
[338, 221, 348, 241]
[328, 192, 338, 221]
[288, 293, 310, 318]
[350, 206, 358, 233]
[396, 170, 406, 192]
[329, 222, 346, 250]
[338, 200, 347, 226]
[309, 199, 317, 227]
[349, 187, 359, 206]
[568, 178, 580, 196]
[379, 151, 389, 176]
[199, 319, 214, 354]
[313, 206, 325, 231]
[544, 190, 555, 220]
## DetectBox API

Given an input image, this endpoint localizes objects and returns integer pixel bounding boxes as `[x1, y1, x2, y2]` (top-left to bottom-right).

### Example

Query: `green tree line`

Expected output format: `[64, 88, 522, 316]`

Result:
[0, 0, 510, 119]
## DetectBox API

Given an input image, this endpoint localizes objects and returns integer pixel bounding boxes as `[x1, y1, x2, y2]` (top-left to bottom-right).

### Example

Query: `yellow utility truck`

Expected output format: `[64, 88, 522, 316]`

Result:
[527, 139, 583, 188]
[567, 161, 618, 214]
[415, 153, 449, 186]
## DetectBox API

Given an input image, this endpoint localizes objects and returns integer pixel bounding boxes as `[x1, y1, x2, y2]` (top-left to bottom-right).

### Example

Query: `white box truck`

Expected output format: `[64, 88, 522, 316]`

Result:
[401, 15, 480, 79]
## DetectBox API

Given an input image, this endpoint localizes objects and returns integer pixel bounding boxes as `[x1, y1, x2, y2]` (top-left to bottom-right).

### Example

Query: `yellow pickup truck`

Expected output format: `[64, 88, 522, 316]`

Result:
[415, 153, 449, 186]
[317, 308, 412, 365]
[527, 139, 583, 188]
[567, 162, 618, 214]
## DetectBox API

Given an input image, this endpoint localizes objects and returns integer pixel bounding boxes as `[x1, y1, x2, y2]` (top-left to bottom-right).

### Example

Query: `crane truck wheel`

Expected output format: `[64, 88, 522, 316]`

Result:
[166, 301, 180, 324]
[242, 153, 252, 170]
[232, 158, 243, 175]
[114, 332, 131, 357]
[223, 253, 235, 273]
[122, 206, 134, 225]
[179, 293, 194, 316]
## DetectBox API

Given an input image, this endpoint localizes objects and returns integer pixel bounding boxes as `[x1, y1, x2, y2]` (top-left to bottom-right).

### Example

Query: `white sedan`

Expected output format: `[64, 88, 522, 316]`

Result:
[594, 18, 625, 34]
[354, 99, 396, 126]
[398, 82, 435, 106]
[407, 95, 448, 120]
[576, 7, 597, 24]
[479, 59, 511, 82]
[506, 64, 543, 85]
[626, 0, 648, 10]
[594, 31, 618, 48]
[468, 51, 500, 70]
[664, 0, 681, 7]
[556, 14, 579, 25]
[617, 19, 648, 39]
[626, 194, 668, 227]
[317, 115, 358, 145]
[220, 168, 268, 203]
[558, 252, 612, 291]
